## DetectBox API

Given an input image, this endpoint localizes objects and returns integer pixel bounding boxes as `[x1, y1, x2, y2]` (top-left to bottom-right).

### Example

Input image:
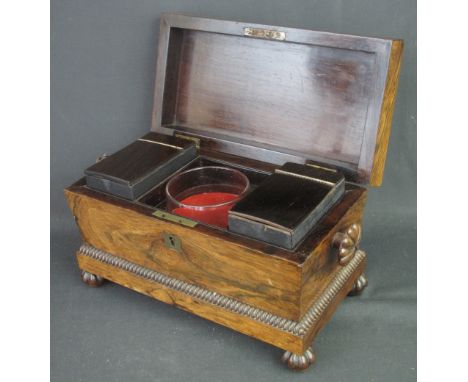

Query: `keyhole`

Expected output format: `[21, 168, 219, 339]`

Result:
[164, 233, 180, 251]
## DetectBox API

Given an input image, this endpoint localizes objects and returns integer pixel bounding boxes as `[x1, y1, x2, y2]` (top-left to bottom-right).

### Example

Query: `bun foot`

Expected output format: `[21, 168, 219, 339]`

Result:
[348, 274, 368, 296]
[81, 270, 105, 287]
[281, 347, 316, 371]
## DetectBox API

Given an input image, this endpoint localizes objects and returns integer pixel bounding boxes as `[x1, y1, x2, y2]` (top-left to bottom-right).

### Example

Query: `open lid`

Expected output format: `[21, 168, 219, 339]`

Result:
[151, 14, 403, 186]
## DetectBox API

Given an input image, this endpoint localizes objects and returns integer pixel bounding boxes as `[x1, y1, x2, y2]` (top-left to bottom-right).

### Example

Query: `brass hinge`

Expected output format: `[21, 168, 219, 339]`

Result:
[305, 162, 338, 173]
[153, 210, 198, 228]
[175, 133, 201, 149]
[243, 27, 286, 41]
[274, 169, 337, 187]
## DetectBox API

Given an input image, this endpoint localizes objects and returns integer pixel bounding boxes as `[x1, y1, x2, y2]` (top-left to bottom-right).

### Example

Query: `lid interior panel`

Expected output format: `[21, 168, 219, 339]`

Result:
[153, 15, 395, 184]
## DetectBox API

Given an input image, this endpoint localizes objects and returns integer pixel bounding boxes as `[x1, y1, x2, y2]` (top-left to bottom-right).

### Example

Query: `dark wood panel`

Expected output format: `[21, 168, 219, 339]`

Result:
[170, 28, 375, 166]
[84, 132, 193, 185]
[152, 14, 402, 186]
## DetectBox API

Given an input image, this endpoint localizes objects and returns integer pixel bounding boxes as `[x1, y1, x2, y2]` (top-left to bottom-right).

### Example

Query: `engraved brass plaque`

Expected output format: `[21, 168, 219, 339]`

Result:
[243, 27, 286, 41]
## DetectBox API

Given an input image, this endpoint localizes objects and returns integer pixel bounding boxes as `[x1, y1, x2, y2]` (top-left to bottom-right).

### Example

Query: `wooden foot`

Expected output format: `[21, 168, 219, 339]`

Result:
[348, 274, 368, 296]
[81, 270, 105, 287]
[281, 346, 316, 371]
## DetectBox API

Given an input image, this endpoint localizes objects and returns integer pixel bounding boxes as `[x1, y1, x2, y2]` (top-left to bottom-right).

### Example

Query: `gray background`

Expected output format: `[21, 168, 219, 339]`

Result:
[51, 1, 416, 381]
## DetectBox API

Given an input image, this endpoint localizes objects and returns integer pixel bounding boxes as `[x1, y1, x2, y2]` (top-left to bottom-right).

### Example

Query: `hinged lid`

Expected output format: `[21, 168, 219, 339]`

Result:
[151, 13, 403, 186]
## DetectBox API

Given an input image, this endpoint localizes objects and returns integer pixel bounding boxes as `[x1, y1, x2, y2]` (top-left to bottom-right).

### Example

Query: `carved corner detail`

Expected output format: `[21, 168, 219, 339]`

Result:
[333, 223, 362, 265]
[81, 270, 105, 287]
[281, 347, 316, 370]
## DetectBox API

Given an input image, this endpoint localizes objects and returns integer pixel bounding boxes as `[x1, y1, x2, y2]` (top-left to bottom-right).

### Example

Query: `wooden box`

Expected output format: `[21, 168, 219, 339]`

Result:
[65, 14, 403, 371]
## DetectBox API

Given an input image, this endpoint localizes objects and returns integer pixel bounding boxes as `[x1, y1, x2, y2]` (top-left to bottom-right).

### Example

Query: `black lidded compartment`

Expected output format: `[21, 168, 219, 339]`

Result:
[85, 132, 197, 200]
[228, 162, 345, 249]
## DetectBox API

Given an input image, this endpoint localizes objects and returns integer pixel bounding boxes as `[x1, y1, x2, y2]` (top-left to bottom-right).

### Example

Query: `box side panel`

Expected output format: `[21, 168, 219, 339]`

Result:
[65, 190, 302, 320]
[85, 175, 134, 200]
[77, 254, 303, 353]
[299, 190, 367, 317]
[301, 257, 367, 352]
[227, 216, 294, 249]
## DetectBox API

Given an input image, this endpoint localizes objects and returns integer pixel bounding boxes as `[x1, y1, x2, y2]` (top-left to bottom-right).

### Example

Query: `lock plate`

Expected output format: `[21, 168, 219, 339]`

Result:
[164, 233, 182, 252]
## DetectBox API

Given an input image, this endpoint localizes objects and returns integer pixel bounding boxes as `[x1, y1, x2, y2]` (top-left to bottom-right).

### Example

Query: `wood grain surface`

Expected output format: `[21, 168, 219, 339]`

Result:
[299, 191, 367, 317]
[67, 189, 303, 319]
[301, 257, 367, 351]
[370, 40, 404, 186]
[76, 247, 365, 354]
[152, 14, 402, 186]
[76, 254, 303, 353]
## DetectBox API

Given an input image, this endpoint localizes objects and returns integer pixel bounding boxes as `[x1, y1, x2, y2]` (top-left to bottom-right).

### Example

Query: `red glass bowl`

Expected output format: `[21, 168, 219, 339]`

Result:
[165, 166, 250, 228]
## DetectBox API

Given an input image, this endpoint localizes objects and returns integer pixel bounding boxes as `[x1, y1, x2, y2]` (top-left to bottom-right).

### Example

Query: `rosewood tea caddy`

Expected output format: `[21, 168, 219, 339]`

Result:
[64, 14, 403, 371]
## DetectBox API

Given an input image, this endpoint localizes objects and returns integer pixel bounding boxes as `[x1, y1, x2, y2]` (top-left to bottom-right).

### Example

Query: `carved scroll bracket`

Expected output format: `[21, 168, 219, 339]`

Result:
[332, 223, 362, 266]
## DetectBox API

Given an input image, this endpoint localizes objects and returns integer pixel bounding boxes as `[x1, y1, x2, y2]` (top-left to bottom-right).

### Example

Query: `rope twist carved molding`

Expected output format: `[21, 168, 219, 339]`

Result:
[78, 243, 366, 338]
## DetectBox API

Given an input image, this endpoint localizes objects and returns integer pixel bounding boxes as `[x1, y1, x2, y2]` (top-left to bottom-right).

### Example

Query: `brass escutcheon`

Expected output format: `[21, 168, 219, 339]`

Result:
[164, 232, 182, 252]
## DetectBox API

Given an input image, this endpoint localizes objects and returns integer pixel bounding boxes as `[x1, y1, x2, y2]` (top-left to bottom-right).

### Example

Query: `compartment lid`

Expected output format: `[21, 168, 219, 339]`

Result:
[84, 132, 195, 185]
[151, 14, 403, 186]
